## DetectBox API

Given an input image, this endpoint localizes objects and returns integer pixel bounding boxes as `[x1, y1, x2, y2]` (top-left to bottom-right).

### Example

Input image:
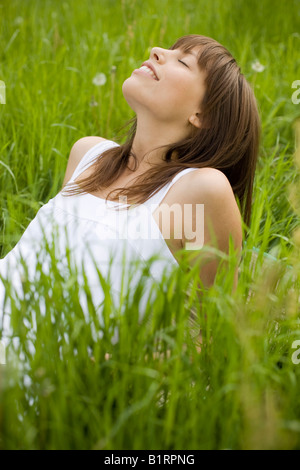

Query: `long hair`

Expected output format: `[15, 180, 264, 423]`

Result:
[62, 34, 261, 229]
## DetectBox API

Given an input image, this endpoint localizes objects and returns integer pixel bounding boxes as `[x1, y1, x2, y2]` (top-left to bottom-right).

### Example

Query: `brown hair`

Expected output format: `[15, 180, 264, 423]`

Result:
[62, 34, 261, 229]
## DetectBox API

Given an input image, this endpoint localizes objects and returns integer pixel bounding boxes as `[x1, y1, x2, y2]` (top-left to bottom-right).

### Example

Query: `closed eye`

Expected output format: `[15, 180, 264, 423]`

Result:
[178, 59, 189, 68]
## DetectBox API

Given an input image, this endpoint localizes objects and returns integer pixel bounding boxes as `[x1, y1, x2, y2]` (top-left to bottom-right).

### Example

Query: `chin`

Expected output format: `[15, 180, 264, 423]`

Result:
[122, 79, 139, 111]
[122, 75, 135, 90]
[122, 77, 132, 97]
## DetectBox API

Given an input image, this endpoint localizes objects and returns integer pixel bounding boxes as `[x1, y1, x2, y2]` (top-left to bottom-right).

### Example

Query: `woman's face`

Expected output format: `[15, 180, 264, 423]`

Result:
[122, 46, 206, 127]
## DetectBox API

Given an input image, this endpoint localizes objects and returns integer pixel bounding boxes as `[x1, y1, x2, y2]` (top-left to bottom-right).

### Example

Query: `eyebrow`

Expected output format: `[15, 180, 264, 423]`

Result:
[170, 47, 200, 66]
[184, 51, 199, 61]
[181, 50, 200, 68]
[178, 49, 199, 62]
[187, 51, 198, 58]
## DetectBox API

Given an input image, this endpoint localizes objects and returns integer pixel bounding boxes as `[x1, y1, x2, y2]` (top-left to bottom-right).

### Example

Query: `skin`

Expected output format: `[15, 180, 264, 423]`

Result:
[122, 46, 206, 169]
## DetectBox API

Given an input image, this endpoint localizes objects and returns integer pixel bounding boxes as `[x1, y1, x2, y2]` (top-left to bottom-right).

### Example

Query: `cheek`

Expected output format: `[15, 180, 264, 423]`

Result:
[161, 76, 196, 110]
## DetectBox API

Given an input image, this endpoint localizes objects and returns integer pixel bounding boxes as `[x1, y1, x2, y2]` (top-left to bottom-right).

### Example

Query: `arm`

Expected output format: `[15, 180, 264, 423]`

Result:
[182, 168, 243, 352]
[182, 168, 243, 291]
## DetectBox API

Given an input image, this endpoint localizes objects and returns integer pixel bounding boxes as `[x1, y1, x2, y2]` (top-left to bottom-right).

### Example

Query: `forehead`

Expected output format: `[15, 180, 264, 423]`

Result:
[171, 43, 202, 56]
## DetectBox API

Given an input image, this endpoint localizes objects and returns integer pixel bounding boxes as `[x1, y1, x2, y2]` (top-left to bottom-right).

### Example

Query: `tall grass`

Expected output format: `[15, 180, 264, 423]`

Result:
[1, 0, 300, 449]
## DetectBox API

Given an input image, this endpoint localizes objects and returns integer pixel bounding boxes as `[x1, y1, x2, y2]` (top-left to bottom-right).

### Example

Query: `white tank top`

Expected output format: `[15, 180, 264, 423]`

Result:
[0, 139, 199, 344]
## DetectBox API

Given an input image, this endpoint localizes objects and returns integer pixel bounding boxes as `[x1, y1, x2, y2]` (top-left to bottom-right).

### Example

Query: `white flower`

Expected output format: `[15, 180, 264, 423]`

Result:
[251, 60, 265, 73]
[14, 16, 24, 25]
[89, 98, 98, 107]
[92, 73, 107, 86]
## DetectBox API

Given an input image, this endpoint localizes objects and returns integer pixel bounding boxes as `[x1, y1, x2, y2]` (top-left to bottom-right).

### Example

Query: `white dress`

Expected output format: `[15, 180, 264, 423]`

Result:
[0, 139, 199, 345]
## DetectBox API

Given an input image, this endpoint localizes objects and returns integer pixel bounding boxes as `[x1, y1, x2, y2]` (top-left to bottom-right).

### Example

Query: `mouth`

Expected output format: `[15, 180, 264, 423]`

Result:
[138, 62, 159, 81]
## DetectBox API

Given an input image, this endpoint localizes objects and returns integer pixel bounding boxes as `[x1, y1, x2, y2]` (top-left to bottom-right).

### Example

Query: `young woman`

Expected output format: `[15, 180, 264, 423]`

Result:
[0, 34, 261, 344]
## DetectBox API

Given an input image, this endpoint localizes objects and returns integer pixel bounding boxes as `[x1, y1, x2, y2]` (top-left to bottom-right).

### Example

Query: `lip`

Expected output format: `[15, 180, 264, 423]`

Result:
[133, 68, 158, 81]
[140, 61, 159, 80]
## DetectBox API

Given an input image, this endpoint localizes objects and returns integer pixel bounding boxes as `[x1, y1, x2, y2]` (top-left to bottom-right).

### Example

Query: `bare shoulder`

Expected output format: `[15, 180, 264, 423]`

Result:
[188, 167, 240, 213]
[180, 167, 243, 290]
[69, 136, 108, 164]
[183, 167, 243, 251]
[62, 136, 107, 187]
[189, 167, 235, 198]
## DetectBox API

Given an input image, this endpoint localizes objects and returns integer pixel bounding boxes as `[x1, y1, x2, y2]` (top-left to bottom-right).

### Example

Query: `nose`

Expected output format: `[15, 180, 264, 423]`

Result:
[150, 47, 167, 63]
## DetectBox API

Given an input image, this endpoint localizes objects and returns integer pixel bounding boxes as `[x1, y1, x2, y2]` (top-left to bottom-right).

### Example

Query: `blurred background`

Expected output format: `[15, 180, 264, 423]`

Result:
[1, 0, 300, 450]
[0, 0, 300, 256]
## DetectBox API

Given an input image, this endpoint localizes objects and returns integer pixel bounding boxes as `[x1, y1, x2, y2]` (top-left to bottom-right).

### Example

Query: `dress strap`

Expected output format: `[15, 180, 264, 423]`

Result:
[68, 139, 120, 184]
[144, 168, 199, 213]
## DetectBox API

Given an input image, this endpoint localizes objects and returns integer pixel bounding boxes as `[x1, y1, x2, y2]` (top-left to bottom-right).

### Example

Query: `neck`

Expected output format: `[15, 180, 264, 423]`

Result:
[129, 116, 191, 170]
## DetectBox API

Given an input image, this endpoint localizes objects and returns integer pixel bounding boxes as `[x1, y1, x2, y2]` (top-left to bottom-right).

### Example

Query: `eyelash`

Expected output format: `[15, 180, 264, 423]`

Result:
[178, 59, 188, 67]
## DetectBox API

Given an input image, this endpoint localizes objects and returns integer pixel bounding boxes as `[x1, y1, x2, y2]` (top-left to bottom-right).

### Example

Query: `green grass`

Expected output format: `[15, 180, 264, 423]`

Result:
[1, 0, 300, 450]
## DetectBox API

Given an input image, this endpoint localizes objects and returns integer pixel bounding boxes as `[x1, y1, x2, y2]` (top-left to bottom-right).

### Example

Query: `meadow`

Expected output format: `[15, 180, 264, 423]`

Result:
[0, 0, 300, 450]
